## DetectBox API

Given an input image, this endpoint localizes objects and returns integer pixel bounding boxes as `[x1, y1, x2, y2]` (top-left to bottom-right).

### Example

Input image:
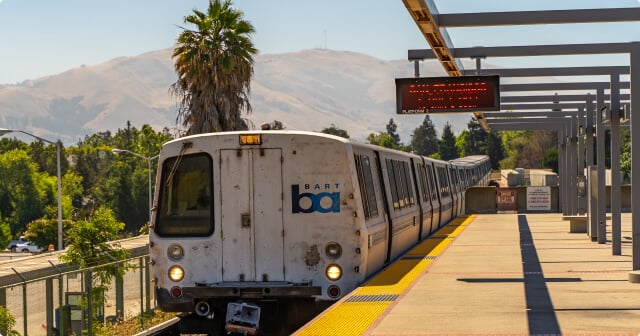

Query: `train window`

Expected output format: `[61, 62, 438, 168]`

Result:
[354, 155, 379, 219]
[427, 165, 438, 201]
[402, 162, 415, 206]
[394, 161, 407, 208]
[155, 153, 214, 237]
[417, 164, 430, 203]
[385, 158, 416, 210]
[450, 167, 459, 192]
[386, 159, 400, 210]
[438, 167, 450, 198]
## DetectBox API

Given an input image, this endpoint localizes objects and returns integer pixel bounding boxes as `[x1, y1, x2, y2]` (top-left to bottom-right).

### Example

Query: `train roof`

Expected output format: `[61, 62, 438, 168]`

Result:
[162, 130, 485, 167]
[163, 130, 352, 146]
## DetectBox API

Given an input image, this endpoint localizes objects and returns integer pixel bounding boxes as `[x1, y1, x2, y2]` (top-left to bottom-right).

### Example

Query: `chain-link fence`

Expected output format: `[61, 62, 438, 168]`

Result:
[1, 255, 155, 336]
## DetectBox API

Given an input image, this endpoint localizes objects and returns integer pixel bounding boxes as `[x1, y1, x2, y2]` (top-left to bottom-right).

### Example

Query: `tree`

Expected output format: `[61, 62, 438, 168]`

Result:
[263, 120, 285, 130]
[410, 115, 438, 156]
[385, 118, 401, 147]
[60, 207, 130, 323]
[172, 0, 257, 134]
[464, 118, 487, 155]
[320, 124, 350, 138]
[499, 130, 532, 169]
[486, 131, 504, 170]
[438, 122, 458, 160]
[456, 130, 468, 157]
[0, 215, 11, 253]
[621, 128, 631, 182]
[24, 218, 73, 251]
[0, 306, 19, 336]
[543, 148, 559, 173]
[367, 132, 399, 149]
[68, 122, 171, 233]
[61, 207, 128, 269]
[0, 149, 47, 235]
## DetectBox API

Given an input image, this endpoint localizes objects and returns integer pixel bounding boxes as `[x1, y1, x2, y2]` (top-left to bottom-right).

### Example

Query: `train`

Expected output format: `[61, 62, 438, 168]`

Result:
[148, 130, 491, 335]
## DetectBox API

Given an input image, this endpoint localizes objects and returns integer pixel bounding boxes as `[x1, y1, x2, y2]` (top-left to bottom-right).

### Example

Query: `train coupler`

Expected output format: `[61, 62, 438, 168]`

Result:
[225, 302, 261, 335]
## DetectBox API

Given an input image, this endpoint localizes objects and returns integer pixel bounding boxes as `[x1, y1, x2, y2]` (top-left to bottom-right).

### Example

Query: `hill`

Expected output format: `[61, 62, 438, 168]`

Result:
[0, 48, 473, 144]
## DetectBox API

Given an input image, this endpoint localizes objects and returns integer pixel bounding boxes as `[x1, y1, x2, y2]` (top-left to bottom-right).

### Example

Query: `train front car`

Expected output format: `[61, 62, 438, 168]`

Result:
[149, 131, 364, 335]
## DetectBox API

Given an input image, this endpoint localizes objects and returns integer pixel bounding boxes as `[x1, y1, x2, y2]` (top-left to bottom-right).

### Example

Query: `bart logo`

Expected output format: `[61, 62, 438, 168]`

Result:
[291, 184, 340, 214]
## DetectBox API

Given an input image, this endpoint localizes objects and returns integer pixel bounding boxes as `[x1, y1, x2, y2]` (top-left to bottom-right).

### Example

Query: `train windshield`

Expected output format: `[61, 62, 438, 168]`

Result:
[155, 153, 214, 237]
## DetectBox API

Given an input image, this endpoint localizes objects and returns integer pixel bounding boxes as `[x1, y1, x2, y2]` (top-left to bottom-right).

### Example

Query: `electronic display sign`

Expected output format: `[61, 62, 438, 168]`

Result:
[396, 75, 500, 114]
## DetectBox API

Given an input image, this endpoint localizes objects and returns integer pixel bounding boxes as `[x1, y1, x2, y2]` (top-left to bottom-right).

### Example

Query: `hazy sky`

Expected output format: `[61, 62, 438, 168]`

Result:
[0, 0, 638, 84]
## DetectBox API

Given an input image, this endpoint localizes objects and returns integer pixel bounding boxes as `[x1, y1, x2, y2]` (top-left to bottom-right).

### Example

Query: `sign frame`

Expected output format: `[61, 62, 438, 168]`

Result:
[395, 75, 500, 114]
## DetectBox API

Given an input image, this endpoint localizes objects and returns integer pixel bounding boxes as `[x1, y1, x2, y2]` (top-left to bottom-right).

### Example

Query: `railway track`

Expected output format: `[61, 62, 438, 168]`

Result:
[133, 317, 181, 336]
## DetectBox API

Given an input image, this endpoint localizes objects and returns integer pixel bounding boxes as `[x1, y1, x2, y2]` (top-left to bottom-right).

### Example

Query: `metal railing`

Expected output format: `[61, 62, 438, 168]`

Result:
[0, 255, 155, 336]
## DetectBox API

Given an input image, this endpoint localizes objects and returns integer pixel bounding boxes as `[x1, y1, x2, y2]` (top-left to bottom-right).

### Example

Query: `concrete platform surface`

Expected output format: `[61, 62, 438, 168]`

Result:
[298, 213, 640, 335]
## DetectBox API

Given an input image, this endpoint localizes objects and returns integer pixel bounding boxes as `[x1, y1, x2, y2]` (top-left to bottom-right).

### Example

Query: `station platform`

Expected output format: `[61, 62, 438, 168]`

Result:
[295, 213, 640, 335]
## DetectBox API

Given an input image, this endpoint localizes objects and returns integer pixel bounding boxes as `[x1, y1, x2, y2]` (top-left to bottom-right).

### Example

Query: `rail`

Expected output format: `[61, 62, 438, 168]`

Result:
[133, 317, 181, 336]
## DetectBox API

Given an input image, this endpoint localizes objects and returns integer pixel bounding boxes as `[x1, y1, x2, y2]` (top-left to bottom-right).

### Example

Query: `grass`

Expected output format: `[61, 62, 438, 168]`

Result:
[94, 310, 177, 336]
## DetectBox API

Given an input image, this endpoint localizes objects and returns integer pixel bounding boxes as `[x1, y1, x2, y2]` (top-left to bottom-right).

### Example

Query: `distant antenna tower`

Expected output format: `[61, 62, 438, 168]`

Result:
[324, 30, 327, 49]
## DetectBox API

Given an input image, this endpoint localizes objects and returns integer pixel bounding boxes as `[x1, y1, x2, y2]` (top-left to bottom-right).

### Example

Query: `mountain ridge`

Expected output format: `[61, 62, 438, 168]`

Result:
[0, 48, 472, 144]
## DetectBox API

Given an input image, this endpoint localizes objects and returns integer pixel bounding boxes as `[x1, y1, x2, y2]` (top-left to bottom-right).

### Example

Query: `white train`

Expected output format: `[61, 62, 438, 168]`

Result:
[149, 131, 490, 334]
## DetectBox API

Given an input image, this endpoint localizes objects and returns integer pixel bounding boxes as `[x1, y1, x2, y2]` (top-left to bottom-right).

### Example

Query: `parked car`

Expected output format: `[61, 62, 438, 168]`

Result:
[16, 242, 43, 253]
[7, 236, 27, 252]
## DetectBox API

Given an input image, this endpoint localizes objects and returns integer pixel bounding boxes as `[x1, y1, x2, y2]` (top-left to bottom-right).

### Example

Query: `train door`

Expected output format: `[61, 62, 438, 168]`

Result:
[449, 166, 459, 217]
[220, 149, 285, 282]
[426, 163, 441, 234]
[413, 160, 433, 241]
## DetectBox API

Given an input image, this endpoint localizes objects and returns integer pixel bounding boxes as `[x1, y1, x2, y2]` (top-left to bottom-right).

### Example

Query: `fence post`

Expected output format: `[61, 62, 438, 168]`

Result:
[46, 278, 54, 336]
[85, 269, 93, 336]
[139, 257, 144, 329]
[0, 287, 6, 336]
[145, 256, 151, 312]
[116, 263, 124, 321]
[47, 260, 65, 335]
[11, 267, 28, 336]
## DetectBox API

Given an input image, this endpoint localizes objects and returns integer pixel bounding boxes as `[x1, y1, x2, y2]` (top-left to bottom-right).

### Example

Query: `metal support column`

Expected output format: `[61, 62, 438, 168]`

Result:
[586, 95, 597, 238]
[578, 108, 586, 214]
[559, 131, 567, 215]
[570, 118, 578, 215]
[631, 43, 640, 270]
[596, 88, 607, 244]
[610, 74, 622, 255]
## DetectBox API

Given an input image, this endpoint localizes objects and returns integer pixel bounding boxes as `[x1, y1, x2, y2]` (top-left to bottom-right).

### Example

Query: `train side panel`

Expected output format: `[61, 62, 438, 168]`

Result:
[377, 150, 421, 262]
[351, 145, 390, 279]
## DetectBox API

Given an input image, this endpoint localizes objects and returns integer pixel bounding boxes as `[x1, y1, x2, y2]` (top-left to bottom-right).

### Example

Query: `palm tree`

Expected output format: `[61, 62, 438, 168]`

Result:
[172, 0, 257, 134]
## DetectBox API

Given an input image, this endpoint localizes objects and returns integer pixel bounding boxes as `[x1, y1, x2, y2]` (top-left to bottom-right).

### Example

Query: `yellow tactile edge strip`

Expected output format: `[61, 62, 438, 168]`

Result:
[294, 214, 476, 336]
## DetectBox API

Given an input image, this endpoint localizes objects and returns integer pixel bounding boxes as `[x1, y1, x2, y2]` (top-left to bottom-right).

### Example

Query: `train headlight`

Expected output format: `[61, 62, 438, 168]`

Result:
[325, 242, 342, 259]
[168, 265, 185, 282]
[325, 264, 342, 281]
[167, 244, 184, 261]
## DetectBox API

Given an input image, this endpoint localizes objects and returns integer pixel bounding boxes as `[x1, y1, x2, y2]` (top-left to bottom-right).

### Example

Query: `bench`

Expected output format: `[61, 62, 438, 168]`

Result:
[562, 215, 588, 233]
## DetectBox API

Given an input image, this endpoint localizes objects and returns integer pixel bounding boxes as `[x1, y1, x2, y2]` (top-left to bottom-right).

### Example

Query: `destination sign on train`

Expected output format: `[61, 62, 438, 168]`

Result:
[395, 75, 500, 114]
